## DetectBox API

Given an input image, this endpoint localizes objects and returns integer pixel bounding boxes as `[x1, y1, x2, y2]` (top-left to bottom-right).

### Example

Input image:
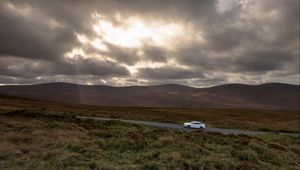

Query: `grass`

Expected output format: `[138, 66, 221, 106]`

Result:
[0, 95, 299, 133]
[0, 109, 300, 169]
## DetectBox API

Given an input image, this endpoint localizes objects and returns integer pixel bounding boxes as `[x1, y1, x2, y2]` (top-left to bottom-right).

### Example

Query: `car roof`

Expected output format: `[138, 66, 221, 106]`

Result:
[191, 121, 202, 124]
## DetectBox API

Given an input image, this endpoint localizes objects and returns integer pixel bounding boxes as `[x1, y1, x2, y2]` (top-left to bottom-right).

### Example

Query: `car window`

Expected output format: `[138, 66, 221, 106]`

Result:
[191, 121, 202, 124]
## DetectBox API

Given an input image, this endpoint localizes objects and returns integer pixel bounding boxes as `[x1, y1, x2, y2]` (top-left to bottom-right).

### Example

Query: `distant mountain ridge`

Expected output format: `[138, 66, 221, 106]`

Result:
[0, 82, 298, 111]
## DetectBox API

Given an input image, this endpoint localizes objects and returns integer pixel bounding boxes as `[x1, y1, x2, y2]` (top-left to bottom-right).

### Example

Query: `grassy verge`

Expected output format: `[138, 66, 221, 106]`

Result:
[0, 110, 299, 169]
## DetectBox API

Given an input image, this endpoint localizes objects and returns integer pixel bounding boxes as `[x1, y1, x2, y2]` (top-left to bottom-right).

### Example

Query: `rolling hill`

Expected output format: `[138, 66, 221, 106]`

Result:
[0, 82, 298, 110]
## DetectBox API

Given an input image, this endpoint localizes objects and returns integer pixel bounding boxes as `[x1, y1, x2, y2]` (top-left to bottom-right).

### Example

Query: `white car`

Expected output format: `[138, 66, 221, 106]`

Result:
[184, 121, 205, 129]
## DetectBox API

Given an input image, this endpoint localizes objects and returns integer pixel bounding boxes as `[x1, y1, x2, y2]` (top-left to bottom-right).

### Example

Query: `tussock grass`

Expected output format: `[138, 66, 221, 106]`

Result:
[0, 110, 299, 170]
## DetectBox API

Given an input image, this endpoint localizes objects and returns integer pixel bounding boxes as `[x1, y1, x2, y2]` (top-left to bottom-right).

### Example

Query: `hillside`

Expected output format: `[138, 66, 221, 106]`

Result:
[0, 82, 298, 110]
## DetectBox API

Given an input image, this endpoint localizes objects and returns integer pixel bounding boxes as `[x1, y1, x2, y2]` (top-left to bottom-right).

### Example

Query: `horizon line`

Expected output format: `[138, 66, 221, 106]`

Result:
[0, 81, 299, 89]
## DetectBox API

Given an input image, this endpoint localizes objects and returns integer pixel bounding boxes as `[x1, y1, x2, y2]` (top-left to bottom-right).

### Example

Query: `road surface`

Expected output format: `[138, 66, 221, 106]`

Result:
[76, 116, 300, 136]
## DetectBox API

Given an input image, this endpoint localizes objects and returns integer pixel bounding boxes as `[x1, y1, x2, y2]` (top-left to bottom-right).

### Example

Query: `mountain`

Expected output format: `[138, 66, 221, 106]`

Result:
[0, 82, 298, 111]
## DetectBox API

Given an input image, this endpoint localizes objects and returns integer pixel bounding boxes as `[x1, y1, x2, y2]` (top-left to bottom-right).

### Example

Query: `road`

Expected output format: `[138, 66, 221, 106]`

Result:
[76, 116, 300, 136]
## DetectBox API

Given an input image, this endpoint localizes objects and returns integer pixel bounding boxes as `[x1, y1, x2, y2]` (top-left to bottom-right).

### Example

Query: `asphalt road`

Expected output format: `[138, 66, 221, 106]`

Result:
[76, 116, 300, 136]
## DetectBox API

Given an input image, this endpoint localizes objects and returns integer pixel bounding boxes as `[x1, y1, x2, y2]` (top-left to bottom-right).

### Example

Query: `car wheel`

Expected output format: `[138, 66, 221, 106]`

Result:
[187, 125, 191, 128]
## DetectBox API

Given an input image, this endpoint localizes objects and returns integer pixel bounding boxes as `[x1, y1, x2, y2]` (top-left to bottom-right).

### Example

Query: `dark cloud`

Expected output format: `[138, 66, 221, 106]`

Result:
[240, 0, 299, 47]
[103, 44, 139, 65]
[233, 49, 297, 72]
[142, 45, 167, 62]
[0, 56, 130, 78]
[177, 47, 297, 74]
[0, 0, 298, 86]
[60, 57, 130, 76]
[138, 67, 204, 80]
[204, 27, 247, 52]
[0, 2, 78, 61]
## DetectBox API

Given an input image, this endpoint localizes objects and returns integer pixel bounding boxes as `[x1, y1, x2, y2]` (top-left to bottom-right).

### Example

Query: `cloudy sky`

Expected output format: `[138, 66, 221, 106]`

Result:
[0, 0, 299, 87]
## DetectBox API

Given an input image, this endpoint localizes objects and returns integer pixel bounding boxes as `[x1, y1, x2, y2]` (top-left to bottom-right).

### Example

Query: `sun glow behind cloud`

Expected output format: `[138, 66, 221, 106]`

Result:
[64, 48, 86, 61]
[92, 15, 186, 49]
[70, 14, 207, 79]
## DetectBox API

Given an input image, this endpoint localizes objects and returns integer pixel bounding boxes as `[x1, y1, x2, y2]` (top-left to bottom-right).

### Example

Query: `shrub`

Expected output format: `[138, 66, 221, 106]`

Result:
[268, 143, 287, 151]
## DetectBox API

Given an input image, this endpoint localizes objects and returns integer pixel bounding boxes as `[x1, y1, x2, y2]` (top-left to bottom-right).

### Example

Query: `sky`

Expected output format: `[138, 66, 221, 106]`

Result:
[0, 0, 299, 87]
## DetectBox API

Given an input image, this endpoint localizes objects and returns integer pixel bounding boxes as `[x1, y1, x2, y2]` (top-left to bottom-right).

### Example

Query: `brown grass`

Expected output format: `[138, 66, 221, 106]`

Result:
[0, 109, 299, 169]
[0, 96, 299, 133]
